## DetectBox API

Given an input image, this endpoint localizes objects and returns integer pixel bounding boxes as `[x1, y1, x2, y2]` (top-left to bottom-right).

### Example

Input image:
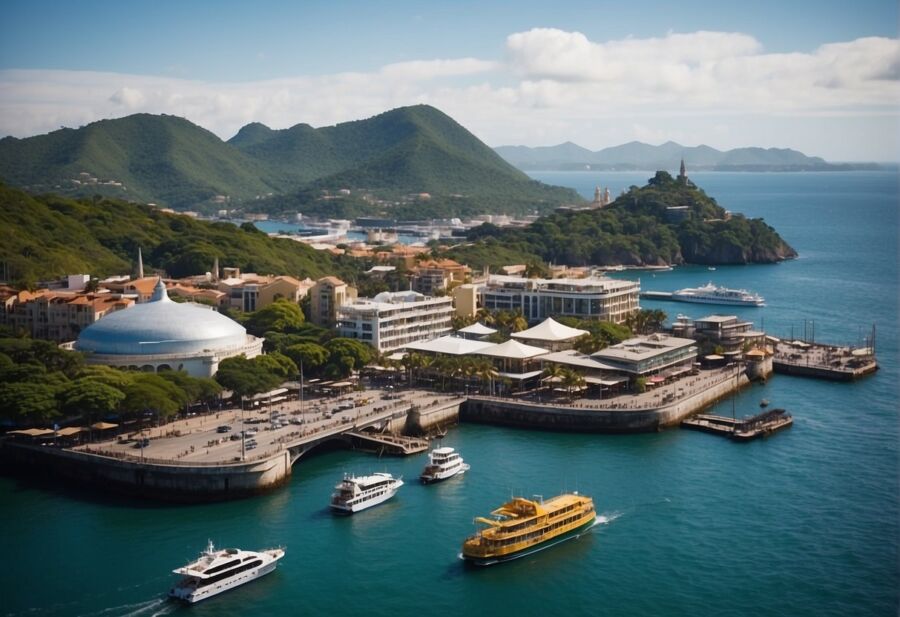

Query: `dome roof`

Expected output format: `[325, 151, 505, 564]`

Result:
[76, 279, 248, 356]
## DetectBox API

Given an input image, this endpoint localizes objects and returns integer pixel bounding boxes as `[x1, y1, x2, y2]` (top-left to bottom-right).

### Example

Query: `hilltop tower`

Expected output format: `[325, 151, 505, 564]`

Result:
[678, 158, 687, 184]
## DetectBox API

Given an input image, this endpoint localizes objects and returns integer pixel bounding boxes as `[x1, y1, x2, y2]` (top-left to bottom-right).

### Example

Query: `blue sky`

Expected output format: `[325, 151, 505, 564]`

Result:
[1, 0, 898, 160]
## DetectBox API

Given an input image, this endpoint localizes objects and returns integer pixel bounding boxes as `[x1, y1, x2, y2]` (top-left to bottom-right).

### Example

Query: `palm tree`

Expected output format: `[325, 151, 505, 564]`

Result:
[473, 358, 499, 396]
[476, 308, 495, 327]
[509, 309, 528, 333]
[561, 368, 586, 400]
[542, 362, 565, 396]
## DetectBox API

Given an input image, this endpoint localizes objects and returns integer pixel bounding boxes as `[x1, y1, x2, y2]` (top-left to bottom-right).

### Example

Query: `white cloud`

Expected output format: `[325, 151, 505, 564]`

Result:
[0, 29, 896, 160]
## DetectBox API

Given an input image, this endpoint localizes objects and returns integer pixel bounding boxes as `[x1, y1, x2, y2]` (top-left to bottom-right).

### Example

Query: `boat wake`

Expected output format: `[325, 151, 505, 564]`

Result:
[595, 510, 624, 526]
[80, 597, 174, 617]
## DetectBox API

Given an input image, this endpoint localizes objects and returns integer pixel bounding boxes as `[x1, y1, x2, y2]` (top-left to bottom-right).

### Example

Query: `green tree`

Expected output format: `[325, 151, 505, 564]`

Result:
[119, 374, 185, 420]
[59, 378, 125, 421]
[324, 338, 374, 372]
[256, 352, 298, 379]
[0, 381, 60, 422]
[283, 342, 329, 373]
[215, 356, 282, 400]
[245, 299, 305, 336]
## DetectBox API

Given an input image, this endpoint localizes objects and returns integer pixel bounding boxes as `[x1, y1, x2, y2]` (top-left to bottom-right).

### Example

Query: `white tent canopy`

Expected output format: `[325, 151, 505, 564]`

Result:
[405, 335, 496, 356]
[457, 322, 497, 336]
[511, 317, 589, 343]
[476, 339, 549, 360]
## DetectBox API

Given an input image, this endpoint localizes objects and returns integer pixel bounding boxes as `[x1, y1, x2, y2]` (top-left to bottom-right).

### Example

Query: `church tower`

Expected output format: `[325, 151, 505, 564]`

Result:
[593, 186, 602, 205]
[136, 247, 144, 279]
[212, 256, 220, 282]
[678, 158, 687, 183]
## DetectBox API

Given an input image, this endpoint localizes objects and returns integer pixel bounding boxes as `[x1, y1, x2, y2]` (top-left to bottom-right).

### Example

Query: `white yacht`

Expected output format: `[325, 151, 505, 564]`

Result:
[168, 540, 285, 604]
[672, 282, 765, 306]
[420, 446, 470, 484]
[330, 472, 403, 514]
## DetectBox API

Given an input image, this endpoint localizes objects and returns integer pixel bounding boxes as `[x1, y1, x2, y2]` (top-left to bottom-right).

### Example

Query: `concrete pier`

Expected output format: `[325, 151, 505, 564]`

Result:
[463, 366, 752, 433]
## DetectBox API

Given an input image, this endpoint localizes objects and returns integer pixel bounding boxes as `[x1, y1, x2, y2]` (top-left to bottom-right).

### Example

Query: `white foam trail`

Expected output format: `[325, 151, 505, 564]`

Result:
[596, 510, 624, 526]
[80, 597, 170, 617]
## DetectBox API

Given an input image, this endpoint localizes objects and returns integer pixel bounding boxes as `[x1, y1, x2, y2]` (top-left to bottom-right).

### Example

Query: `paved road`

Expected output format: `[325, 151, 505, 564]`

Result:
[78, 389, 459, 465]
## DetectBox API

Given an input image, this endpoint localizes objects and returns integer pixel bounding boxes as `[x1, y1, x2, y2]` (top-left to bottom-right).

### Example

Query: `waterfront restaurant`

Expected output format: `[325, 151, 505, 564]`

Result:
[475, 339, 549, 390]
[510, 317, 589, 352]
[538, 349, 630, 396]
[591, 334, 698, 384]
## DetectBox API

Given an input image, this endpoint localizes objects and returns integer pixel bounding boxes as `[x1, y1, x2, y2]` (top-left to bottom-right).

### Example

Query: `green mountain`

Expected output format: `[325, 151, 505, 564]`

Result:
[233, 105, 580, 217]
[0, 106, 581, 216]
[0, 114, 279, 207]
[0, 184, 346, 285]
[443, 171, 797, 268]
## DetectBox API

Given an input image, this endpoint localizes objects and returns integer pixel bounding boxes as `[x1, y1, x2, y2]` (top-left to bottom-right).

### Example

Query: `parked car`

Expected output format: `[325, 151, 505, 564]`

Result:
[216, 425, 231, 433]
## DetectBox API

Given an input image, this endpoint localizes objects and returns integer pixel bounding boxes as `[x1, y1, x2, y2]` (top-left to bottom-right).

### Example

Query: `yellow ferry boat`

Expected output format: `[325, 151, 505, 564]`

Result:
[461, 493, 596, 565]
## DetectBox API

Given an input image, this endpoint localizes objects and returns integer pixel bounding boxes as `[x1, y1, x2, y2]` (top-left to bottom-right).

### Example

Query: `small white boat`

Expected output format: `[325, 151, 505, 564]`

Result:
[330, 472, 403, 514]
[168, 540, 284, 604]
[420, 446, 470, 484]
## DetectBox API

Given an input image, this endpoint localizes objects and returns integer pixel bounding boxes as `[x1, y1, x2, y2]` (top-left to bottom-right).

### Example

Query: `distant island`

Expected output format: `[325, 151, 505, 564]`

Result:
[440, 168, 797, 269]
[0, 105, 579, 217]
[494, 140, 887, 172]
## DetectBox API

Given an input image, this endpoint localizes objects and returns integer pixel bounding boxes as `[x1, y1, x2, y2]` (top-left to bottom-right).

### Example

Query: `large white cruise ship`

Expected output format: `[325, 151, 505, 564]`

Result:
[168, 541, 285, 604]
[330, 472, 403, 514]
[420, 447, 470, 484]
[672, 282, 765, 306]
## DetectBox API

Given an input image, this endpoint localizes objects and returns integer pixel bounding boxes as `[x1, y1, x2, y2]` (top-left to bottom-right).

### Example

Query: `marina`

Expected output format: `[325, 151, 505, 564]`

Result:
[1, 171, 896, 617]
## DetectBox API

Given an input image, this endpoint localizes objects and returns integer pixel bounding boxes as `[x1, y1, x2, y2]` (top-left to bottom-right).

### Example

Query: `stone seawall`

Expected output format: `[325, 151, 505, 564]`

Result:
[462, 374, 750, 433]
[405, 400, 462, 435]
[0, 441, 292, 502]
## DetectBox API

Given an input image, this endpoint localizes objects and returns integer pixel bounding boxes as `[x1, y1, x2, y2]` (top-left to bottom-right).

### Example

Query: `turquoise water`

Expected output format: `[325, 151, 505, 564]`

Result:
[2, 172, 897, 616]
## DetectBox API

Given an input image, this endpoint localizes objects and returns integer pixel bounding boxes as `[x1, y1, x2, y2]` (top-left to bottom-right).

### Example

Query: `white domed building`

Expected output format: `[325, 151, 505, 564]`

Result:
[74, 279, 263, 377]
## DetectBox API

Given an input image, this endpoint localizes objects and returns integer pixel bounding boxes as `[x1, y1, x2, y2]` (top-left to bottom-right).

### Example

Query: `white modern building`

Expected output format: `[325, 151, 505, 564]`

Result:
[479, 275, 640, 324]
[337, 291, 454, 353]
[591, 333, 698, 377]
[74, 279, 263, 377]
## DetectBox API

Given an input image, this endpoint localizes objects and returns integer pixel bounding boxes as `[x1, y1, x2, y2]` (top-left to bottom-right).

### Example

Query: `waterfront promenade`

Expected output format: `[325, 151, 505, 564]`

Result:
[74, 389, 461, 465]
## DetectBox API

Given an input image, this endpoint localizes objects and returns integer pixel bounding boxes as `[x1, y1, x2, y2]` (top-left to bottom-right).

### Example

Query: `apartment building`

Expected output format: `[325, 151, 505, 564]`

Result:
[337, 291, 453, 353]
[479, 275, 640, 324]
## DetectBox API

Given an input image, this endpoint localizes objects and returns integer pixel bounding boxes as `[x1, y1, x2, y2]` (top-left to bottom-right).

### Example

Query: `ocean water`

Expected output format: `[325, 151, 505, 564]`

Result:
[1, 171, 897, 617]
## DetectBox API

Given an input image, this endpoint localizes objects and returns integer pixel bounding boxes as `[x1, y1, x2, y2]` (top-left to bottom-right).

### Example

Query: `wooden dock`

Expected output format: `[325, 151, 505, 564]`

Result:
[343, 431, 430, 455]
[682, 408, 793, 441]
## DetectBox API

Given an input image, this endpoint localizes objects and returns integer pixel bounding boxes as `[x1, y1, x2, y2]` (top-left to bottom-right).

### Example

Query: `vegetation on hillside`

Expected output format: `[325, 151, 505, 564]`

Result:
[0, 184, 354, 285]
[0, 106, 581, 216]
[444, 171, 796, 267]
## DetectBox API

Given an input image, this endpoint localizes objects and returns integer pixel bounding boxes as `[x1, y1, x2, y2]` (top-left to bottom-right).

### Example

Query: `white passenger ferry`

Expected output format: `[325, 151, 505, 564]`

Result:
[420, 447, 470, 484]
[330, 472, 403, 514]
[168, 540, 285, 603]
[672, 282, 765, 306]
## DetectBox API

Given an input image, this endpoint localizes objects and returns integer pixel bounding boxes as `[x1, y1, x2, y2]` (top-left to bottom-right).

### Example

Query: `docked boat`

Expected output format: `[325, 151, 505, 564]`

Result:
[672, 282, 765, 306]
[168, 540, 284, 604]
[461, 493, 596, 565]
[330, 472, 403, 514]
